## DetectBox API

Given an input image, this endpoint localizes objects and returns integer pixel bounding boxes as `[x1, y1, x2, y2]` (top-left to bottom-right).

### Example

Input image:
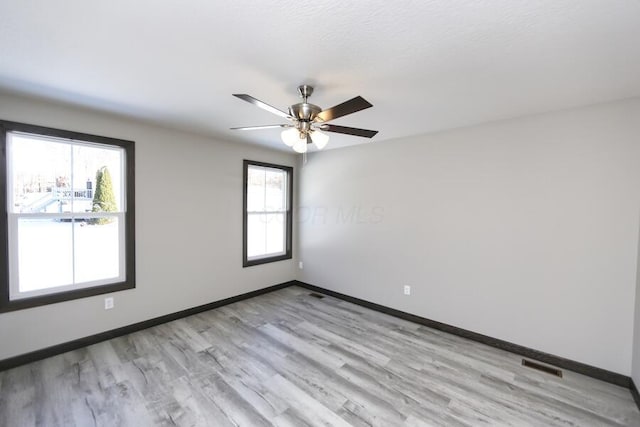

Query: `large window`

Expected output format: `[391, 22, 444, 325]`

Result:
[0, 120, 135, 312]
[243, 160, 292, 267]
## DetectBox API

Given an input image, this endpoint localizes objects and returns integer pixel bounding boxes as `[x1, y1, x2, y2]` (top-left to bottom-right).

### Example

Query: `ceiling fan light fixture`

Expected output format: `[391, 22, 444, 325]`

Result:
[311, 130, 329, 150]
[281, 127, 299, 147]
[292, 137, 308, 153]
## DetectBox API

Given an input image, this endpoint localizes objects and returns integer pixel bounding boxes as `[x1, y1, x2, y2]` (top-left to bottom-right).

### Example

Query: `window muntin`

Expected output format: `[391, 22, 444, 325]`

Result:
[243, 160, 292, 266]
[0, 120, 135, 312]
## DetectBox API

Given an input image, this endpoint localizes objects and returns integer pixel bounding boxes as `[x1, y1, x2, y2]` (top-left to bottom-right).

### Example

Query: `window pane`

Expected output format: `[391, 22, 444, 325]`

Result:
[17, 218, 73, 292]
[74, 217, 121, 283]
[247, 166, 265, 211]
[247, 213, 266, 258]
[265, 213, 285, 254]
[72, 145, 123, 213]
[265, 169, 286, 211]
[10, 134, 71, 214]
[247, 213, 286, 258]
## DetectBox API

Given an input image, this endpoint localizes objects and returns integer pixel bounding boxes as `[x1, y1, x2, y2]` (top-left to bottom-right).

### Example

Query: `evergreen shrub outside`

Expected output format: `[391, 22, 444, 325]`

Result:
[92, 166, 117, 224]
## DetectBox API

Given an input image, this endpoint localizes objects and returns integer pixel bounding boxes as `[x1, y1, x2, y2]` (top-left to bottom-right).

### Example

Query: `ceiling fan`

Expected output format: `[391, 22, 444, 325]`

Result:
[231, 85, 378, 153]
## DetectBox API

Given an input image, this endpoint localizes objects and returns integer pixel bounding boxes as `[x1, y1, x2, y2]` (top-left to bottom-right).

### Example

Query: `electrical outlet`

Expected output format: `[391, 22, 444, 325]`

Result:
[104, 297, 114, 310]
[404, 285, 411, 296]
[299, 261, 304, 270]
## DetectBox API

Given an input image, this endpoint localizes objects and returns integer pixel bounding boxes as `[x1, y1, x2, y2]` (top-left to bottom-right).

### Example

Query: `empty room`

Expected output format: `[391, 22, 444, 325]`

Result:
[1, 1, 640, 426]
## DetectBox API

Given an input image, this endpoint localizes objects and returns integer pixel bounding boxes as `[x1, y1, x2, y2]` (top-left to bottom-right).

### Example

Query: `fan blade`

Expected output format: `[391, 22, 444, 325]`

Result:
[316, 96, 373, 122]
[230, 124, 289, 131]
[322, 124, 378, 138]
[233, 94, 292, 119]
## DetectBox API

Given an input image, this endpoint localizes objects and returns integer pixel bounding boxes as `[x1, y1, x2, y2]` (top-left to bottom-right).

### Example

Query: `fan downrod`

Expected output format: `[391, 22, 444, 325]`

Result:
[297, 85, 314, 102]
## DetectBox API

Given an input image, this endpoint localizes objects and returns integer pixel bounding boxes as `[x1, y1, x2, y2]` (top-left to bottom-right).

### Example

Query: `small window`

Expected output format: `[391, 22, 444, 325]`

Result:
[243, 160, 293, 267]
[0, 120, 135, 312]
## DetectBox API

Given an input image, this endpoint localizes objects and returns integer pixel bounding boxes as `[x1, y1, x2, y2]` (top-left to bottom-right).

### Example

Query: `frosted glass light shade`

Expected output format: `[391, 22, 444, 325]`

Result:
[311, 130, 329, 150]
[281, 128, 300, 147]
[292, 137, 308, 153]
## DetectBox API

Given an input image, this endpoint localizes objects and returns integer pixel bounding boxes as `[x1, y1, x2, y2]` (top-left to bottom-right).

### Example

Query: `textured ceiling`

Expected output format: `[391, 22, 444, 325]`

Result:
[1, 0, 640, 151]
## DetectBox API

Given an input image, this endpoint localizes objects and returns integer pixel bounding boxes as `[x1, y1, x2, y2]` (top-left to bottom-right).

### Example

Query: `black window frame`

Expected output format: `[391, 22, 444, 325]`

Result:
[0, 120, 136, 313]
[243, 160, 293, 267]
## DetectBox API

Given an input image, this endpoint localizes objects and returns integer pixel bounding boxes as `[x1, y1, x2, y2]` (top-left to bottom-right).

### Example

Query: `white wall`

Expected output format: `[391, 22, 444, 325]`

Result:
[0, 92, 297, 360]
[298, 98, 640, 375]
[633, 223, 640, 384]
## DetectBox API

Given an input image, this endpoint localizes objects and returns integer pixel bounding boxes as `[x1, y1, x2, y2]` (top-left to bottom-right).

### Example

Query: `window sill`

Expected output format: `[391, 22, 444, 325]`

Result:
[0, 280, 135, 313]
[243, 253, 292, 268]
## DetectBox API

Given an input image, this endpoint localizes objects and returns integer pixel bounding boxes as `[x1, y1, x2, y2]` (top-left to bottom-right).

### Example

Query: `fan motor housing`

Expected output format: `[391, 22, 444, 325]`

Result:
[289, 103, 322, 121]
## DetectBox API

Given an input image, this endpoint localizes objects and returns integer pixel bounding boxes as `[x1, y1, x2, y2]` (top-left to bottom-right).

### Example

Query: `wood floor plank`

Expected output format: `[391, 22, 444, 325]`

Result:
[1, 285, 638, 426]
[197, 372, 273, 427]
[0, 364, 36, 427]
[264, 374, 352, 427]
[272, 407, 316, 427]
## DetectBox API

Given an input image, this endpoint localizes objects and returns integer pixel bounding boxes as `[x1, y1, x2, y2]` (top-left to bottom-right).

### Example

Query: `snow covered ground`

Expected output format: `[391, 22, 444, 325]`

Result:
[17, 219, 120, 292]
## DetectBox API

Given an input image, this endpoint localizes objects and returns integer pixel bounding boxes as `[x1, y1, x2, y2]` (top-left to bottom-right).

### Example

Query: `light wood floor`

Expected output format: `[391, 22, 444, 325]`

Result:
[1, 286, 639, 426]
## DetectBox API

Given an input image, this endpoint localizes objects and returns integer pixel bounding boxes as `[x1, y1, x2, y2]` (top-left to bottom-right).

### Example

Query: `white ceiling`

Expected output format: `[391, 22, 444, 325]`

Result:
[1, 0, 639, 151]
